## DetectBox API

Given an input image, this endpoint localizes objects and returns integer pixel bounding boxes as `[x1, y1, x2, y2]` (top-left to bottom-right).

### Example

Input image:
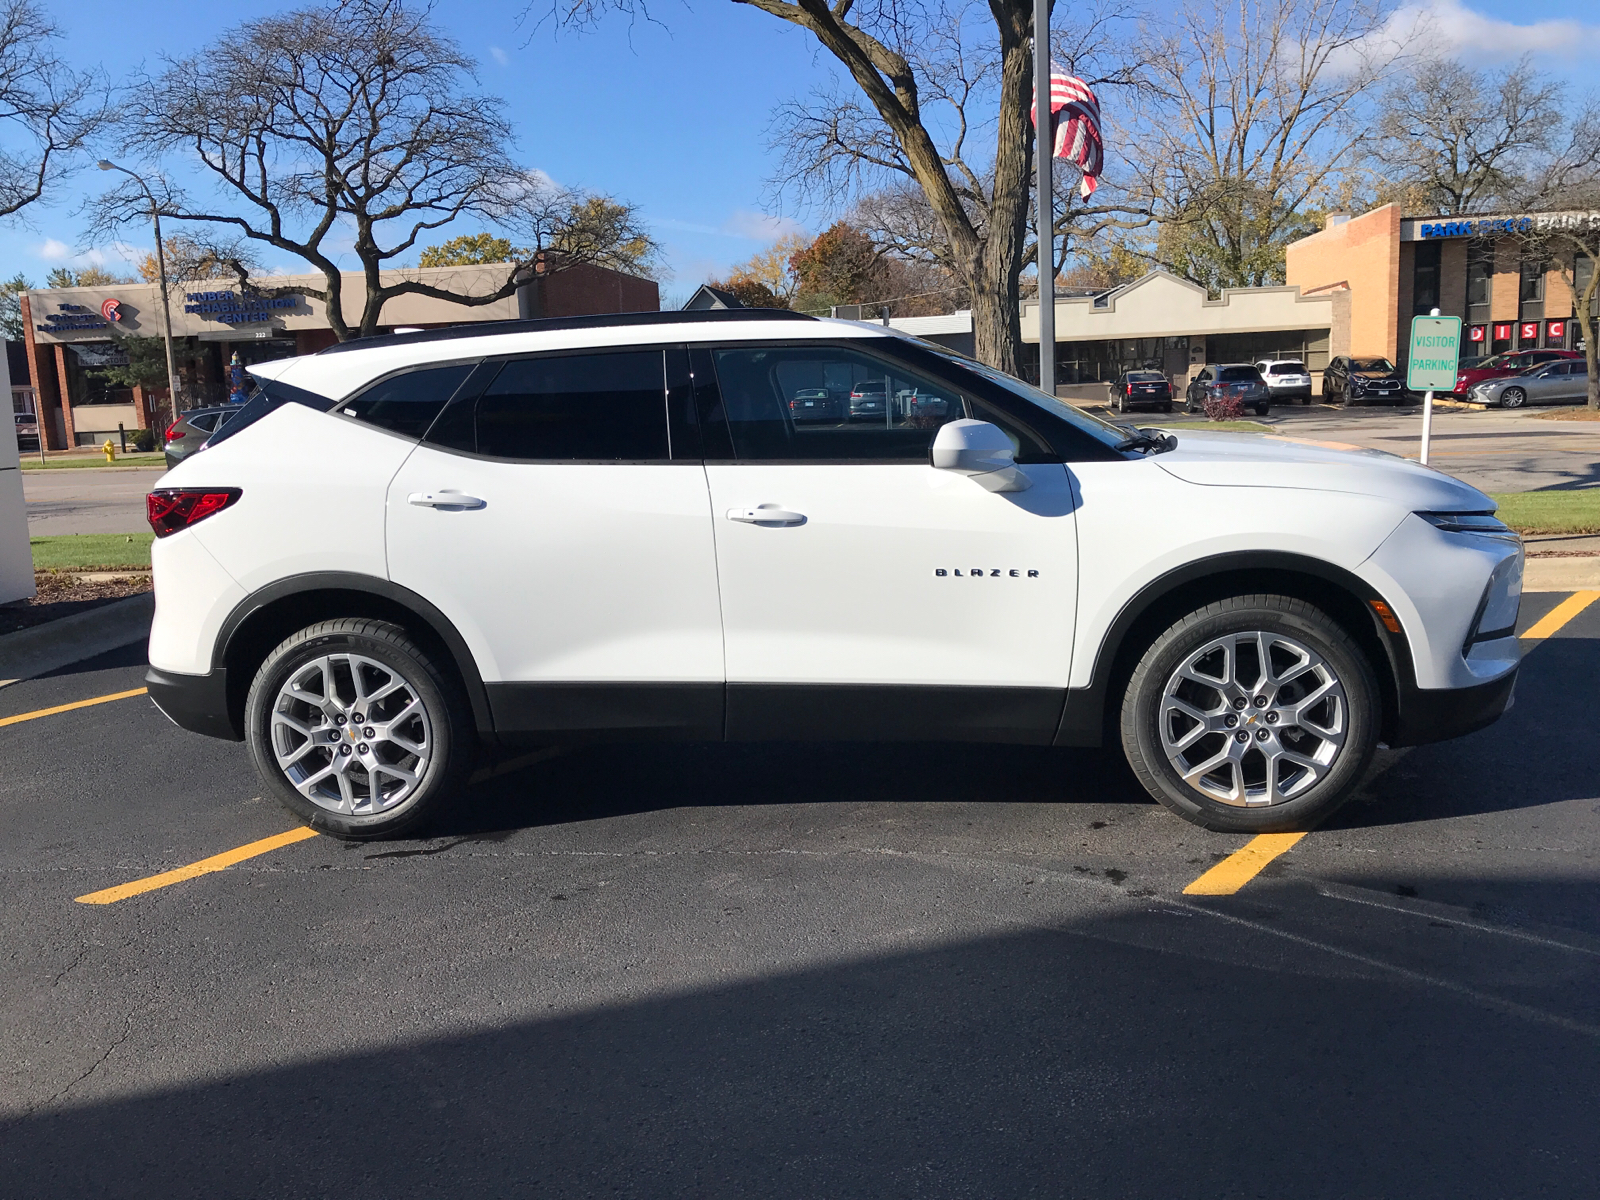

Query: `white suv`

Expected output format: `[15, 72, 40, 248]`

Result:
[144, 311, 1523, 839]
[1255, 359, 1315, 404]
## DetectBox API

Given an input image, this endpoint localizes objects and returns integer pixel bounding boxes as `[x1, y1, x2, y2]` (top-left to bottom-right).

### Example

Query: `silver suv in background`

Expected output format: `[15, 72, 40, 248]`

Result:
[1255, 359, 1314, 404]
[164, 405, 241, 469]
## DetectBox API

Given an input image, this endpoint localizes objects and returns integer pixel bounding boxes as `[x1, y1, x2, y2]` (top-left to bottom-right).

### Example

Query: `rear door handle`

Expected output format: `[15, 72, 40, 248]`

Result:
[726, 504, 806, 526]
[408, 491, 486, 510]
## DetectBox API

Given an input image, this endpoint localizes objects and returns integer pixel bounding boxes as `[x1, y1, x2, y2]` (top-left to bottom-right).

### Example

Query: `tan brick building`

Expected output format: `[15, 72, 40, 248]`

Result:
[1287, 204, 1599, 365]
[22, 260, 658, 450]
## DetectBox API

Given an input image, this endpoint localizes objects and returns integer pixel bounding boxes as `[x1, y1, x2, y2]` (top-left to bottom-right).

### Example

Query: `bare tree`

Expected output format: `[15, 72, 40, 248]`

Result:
[1122, 0, 1404, 292]
[0, 0, 108, 219]
[1376, 56, 1563, 216]
[88, 0, 656, 341]
[1516, 101, 1600, 411]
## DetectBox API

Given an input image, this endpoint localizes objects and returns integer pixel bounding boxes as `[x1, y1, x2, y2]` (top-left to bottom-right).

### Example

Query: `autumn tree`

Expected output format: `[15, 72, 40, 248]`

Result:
[45, 265, 134, 287]
[90, 0, 656, 341]
[722, 233, 808, 305]
[704, 275, 786, 308]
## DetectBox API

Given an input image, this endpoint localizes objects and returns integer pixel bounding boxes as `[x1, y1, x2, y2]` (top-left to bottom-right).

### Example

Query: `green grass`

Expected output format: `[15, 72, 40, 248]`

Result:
[1145, 419, 1275, 434]
[20, 453, 166, 470]
[31, 533, 154, 571]
[1489, 490, 1600, 536]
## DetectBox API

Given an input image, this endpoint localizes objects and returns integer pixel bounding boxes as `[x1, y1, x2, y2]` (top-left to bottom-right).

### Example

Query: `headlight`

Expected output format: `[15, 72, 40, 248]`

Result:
[1417, 511, 1514, 536]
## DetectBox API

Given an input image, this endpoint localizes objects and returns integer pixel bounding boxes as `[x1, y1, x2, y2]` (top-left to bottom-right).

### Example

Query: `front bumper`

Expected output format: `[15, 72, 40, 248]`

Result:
[145, 665, 242, 741]
[1390, 667, 1518, 747]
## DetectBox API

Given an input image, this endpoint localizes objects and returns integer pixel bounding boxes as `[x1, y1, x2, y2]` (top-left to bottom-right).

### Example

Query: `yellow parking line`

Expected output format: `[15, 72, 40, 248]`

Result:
[0, 687, 148, 728]
[1183, 833, 1307, 896]
[75, 827, 320, 905]
[1521, 591, 1599, 641]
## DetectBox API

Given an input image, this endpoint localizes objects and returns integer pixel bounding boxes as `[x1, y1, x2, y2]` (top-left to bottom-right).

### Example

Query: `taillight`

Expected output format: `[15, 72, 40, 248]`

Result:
[147, 488, 242, 538]
[1127, 384, 1134, 394]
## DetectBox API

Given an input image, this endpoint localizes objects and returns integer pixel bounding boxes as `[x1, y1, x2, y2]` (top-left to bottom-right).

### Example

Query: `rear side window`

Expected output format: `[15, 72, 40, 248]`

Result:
[340, 364, 474, 439]
[431, 350, 669, 461]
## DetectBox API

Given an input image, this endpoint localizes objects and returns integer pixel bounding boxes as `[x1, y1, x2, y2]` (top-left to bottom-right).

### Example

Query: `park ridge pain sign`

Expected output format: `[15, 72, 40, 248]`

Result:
[1407, 315, 1462, 392]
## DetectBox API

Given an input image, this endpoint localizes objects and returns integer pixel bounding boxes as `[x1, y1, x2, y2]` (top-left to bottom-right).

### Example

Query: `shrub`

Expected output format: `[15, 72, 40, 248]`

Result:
[128, 428, 157, 452]
[1203, 393, 1244, 421]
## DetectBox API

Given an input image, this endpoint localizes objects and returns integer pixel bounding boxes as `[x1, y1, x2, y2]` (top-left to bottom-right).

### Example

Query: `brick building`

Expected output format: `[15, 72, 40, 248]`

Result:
[22, 259, 658, 450]
[1286, 204, 1599, 365]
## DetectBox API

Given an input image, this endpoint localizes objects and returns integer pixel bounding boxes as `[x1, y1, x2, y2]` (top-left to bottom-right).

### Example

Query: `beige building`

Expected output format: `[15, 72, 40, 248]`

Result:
[1286, 204, 1598, 365]
[1018, 269, 1348, 394]
[22, 260, 658, 449]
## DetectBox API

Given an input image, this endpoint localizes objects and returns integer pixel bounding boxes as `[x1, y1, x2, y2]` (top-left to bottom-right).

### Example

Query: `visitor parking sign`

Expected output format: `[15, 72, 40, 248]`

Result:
[1407, 315, 1462, 392]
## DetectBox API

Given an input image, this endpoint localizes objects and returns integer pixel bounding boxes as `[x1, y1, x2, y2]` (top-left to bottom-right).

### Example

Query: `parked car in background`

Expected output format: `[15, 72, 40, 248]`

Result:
[13, 411, 38, 450]
[848, 381, 888, 421]
[788, 388, 842, 422]
[1185, 364, 1271, 416]
[1469, 359, 1594, 408]
[1255, 359, 1314, 404]
[164, 405, 240, 469]
[1113, 370, 1173, 414]
[1322, 356, 1407, 405]
[1451, 349, 1581, 398]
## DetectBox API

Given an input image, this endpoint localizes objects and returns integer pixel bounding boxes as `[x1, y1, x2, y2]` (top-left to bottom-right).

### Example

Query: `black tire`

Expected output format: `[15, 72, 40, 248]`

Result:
[1162, 402, 1173, 414]
[1115, 393, 1126, 413]
[1119, 595, 1380, 833]
[1255, 403, 1269, 417]
[244, 618, 475, 840]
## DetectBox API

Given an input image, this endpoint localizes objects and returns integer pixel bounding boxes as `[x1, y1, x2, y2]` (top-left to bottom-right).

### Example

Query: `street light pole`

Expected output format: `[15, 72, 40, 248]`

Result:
[97, 160, 181, 428]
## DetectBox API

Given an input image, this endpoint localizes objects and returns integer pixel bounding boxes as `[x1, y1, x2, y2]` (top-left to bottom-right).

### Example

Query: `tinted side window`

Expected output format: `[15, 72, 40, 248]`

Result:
[472, 350, 669, 461]
[341, 364, 474, 439]
[710, 345, 967, 462]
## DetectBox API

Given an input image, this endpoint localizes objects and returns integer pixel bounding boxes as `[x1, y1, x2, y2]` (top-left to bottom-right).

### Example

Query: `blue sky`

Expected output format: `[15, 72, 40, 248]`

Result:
[5, 0, 1598, 304]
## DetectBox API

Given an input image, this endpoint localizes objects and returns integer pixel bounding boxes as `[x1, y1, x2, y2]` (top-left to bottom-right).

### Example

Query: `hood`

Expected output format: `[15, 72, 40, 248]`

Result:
[1155, 430, 1493, 511]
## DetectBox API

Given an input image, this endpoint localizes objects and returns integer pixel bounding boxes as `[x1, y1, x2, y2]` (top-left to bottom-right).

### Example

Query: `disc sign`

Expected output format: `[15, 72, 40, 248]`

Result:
[1407, 315, 1462, 392]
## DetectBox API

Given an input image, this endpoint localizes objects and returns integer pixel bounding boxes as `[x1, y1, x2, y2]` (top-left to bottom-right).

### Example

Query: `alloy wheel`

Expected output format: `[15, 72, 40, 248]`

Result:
[1157, 630, 1347, 807]
[269, 652, 433, 815]
[1501, 387, 1526, 409]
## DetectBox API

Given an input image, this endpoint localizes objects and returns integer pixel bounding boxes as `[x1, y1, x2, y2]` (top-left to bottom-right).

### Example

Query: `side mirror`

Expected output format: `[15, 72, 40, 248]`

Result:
[930, 419, 1032, 493]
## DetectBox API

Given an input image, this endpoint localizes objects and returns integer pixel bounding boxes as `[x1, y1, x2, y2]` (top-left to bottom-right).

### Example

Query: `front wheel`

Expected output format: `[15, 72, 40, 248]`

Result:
[1500, 387, 1526, 409]
[244, 618, 475, 839]
[1119, 595, 1380, 833]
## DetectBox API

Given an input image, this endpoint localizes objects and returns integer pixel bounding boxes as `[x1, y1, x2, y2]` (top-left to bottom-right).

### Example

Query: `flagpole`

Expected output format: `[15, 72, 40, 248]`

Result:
[1033, 0, 1055, 398]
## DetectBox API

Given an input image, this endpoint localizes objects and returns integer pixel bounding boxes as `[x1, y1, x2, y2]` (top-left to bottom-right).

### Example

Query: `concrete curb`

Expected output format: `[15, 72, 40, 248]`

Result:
[1524, 556, 1600, 592]
[0, 592, 154, 686]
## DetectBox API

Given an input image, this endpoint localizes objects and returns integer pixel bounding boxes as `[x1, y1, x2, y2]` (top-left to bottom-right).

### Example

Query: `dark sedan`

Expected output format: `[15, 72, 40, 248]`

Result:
[1322, 356, 1406, 405]
[1113, 370, 1173, 414]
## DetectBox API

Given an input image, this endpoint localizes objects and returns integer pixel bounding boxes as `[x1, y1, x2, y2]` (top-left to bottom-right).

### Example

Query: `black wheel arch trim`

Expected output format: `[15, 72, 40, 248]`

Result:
[1054, 550, 1416, 748]
[212, 572, 495, 738]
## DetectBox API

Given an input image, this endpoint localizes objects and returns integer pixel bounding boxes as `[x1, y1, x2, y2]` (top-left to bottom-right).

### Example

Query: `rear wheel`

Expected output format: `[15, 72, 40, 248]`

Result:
[1255, 403, 1269, 416]
[1162, 401, 1173, 414]
[1119, 595, 1379, 833]
[245, 618, 475, 839]
[1500, 387, 1527, 409]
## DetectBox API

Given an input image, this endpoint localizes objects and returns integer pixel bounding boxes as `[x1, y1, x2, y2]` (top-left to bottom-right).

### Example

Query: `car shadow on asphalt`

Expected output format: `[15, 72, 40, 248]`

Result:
[433, 739, 1155, 839]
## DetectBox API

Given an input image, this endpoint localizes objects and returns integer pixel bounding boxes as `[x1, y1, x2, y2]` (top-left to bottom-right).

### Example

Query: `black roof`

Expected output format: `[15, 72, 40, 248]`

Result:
[317, 307, 814, 356]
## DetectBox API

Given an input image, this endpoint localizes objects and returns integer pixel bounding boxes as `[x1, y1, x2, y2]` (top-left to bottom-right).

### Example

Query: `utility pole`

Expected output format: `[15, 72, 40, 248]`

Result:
[1033, 0, 1054, 397]
[98, 160, 182, 428]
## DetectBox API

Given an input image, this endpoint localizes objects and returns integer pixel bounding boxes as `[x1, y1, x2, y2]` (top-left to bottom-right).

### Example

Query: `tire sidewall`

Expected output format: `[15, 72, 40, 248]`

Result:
[1121, 599, 1379, 833]
[245, 624, 467, 839]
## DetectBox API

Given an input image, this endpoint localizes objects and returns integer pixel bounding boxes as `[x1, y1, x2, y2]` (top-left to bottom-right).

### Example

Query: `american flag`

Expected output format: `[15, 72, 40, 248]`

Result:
[1030, 68, 1103, 198]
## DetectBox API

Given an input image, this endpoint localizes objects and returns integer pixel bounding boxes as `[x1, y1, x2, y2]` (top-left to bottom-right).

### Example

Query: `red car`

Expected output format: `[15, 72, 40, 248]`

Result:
[1451, 348, 1581, 397]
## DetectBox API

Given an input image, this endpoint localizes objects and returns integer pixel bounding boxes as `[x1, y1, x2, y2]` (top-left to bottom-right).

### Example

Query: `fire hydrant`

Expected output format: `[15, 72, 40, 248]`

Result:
[102, 439, 116, 462]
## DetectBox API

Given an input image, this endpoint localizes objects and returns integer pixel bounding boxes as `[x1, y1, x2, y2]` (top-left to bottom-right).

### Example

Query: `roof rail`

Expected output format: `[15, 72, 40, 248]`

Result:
[316, 307, 816, 355]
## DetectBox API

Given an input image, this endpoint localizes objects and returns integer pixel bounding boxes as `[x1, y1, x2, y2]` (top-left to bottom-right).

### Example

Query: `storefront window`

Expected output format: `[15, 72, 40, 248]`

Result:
[1412, 241, 1441, 316]
[1466, 243, 1492, 327]
[1519, 254, 1546, 323]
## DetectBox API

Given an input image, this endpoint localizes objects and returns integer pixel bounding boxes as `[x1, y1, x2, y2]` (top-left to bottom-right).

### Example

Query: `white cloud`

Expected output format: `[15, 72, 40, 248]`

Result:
[1380, 0, 1600, 63]
[35, 238, 72, 261]
[721, 210, 808, 241]
[489, 45, 509, 66]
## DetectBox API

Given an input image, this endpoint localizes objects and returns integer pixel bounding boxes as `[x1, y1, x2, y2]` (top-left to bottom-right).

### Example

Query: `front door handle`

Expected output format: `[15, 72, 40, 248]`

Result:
[408, 491, 486, 510]
[726, 504, 806, 526]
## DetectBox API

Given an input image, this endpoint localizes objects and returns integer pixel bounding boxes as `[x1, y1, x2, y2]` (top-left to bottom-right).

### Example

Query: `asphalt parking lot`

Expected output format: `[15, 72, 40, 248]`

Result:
[1, 590, 1596, 1197]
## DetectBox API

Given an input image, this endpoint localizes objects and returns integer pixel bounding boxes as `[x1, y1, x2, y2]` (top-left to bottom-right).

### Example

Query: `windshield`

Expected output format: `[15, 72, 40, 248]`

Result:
[1352, 358, 1395, 372]
[919, 347, 1129, 451]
